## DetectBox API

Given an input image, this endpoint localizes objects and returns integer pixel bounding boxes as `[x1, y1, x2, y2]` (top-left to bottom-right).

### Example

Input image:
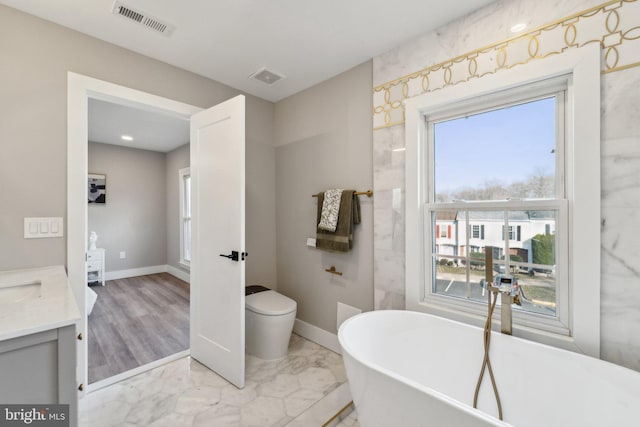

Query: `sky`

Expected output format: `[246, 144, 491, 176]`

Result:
[433, 96, 556, 197]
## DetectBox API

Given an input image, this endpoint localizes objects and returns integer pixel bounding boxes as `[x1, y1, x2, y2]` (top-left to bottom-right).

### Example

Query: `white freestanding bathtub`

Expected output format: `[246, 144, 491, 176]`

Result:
[338, 310, 640, 427]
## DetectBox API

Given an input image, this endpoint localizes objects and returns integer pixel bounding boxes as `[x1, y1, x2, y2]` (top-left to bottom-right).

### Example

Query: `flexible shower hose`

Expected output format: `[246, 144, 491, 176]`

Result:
[473, 290, 503, 420]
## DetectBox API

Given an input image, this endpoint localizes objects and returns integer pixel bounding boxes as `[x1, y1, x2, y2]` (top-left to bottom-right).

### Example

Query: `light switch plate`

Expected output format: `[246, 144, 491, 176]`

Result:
[24, 217, 64, 238]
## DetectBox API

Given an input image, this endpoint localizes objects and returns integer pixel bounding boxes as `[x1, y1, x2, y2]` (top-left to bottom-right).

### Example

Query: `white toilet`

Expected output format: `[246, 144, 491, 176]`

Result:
[245, 285, 297, 360]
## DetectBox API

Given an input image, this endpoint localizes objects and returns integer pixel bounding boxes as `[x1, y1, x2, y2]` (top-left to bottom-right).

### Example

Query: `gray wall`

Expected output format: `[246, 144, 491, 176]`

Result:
[0, 5, 276, 287]
[166, 143, 190, 274]
[274, 61, 374, 334]
[88, 142, 167, 271]
[246, 102, 277, 287]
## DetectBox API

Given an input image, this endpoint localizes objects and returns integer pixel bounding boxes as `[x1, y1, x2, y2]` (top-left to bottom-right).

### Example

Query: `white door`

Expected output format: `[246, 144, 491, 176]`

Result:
[190, 95, 246, 388]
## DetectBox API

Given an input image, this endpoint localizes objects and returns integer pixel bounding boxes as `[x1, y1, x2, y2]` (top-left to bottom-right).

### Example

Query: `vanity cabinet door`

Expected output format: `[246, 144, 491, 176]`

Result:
[0, 325, 77, 426]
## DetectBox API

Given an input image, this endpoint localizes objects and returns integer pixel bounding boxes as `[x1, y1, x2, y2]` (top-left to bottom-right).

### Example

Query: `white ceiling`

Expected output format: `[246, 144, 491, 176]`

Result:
[88, 99, 189, 152]
[3, 0, 494, 151]
[1, 0, 493, 103]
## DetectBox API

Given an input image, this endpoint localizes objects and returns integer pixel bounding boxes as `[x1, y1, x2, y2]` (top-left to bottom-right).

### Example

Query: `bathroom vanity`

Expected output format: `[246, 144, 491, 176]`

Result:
[0, 266, 80, 427]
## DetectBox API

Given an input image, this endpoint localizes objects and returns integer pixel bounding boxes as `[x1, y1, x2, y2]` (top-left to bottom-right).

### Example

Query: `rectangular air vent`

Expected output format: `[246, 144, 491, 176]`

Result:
[249, 67, 285, 85]
[112, 2, 175, 36]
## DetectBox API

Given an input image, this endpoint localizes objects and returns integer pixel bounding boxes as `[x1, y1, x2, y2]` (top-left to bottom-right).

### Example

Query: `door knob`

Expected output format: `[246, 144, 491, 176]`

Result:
[219, 251, 239, 261]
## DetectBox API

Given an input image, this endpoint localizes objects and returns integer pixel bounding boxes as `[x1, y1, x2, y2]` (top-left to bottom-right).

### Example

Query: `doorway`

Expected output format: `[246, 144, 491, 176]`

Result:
[68, 73, 201, 393]
[68, 72, 247, 394]
[86, 98, 192, 385]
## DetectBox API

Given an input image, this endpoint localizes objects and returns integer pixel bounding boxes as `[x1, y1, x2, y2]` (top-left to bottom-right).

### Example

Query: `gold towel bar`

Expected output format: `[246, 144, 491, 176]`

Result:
[312, 189, 373, 198]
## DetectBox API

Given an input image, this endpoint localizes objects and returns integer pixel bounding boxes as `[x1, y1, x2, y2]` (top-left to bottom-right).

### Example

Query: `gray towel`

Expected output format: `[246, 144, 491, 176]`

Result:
[316, 190, 361, 252]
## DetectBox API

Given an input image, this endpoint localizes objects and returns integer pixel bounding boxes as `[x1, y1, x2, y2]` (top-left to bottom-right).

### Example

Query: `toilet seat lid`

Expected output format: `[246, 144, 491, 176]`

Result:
[246, 290, 297, 316]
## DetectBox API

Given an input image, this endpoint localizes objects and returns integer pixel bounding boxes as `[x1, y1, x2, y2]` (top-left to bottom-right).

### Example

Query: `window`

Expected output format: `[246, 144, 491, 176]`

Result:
[471, 224, 484, 239]
[427, 90, 566, 323]
[502, 225, 522, 241]
[179, 167, 191, 268]
[405, 46, 601, 356]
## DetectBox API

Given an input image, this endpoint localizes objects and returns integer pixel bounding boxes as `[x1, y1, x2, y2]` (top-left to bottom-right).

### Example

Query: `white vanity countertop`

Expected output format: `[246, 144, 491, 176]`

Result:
[0, 265, 80, 341]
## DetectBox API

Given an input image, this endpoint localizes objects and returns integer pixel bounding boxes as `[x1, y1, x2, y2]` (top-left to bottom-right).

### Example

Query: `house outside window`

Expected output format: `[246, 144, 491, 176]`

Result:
[405, 46, 601, 356]
[179, 167, 191, 268]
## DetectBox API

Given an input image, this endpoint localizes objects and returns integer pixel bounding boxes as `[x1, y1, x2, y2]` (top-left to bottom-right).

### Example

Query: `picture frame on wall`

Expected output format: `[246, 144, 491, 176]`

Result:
[88, 173, 106, 204]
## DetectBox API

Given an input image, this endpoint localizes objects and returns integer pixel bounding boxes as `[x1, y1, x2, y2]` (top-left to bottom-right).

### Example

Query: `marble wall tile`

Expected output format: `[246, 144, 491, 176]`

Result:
[374, 287, 406, 311]
[602, 68, 640, 141]
[373, 126, 405, 188]
[374, 251, 405, 297]
[598, 68, 640, 371]
[601, 206, 640, 280]
[373, 125, 406, 310]
[602, 136, 640, 208]
[373, 0, 601, 86]
[601, 205, 640, 370]
[373, 189, 404, 253]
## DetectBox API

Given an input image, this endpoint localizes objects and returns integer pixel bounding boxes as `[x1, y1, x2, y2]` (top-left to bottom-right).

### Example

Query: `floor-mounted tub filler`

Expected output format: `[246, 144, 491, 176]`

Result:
[338, 310, 640, 427]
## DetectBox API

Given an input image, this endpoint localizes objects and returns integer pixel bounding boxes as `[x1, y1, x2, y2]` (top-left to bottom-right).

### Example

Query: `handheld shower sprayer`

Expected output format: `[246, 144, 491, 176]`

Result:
[473, 247, 523, 421]
[473, 248, 503, 419]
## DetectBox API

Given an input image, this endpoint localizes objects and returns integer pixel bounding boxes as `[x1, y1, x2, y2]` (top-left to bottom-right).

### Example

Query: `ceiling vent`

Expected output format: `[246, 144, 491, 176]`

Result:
[249, 68, 285, 85]
[112, 2, 175, 37]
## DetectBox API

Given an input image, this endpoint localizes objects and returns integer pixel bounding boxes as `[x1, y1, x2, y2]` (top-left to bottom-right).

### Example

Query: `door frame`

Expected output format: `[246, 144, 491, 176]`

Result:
[67, 72, 202, 395]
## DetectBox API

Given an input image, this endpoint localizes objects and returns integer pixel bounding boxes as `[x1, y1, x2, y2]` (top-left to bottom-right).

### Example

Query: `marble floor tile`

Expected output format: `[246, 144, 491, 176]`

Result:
[79, 334, 347, 427]
[283, 388, 325, 418]
[286, 383, 353, 427]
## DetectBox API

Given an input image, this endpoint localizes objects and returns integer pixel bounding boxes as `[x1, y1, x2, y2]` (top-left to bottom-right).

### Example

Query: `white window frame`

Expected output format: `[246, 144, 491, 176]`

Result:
[179, 167, 191, 269]
[405, 45, 601, 357]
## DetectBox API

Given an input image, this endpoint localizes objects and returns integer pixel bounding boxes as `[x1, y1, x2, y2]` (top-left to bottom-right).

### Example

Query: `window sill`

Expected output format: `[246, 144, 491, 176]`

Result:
[410, 298, 584, 355]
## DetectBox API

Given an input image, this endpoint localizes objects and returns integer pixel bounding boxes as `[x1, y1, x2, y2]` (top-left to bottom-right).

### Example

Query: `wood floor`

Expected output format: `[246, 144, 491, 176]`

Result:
[88, 273, 189, 384]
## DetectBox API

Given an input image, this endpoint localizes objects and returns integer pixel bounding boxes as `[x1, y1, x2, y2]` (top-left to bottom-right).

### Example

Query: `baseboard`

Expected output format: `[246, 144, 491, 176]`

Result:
[104, 264, 191, 283]
[166, 265, 190, 283]
[293, 319, 341, 354]
[104, 265, 167, 281]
